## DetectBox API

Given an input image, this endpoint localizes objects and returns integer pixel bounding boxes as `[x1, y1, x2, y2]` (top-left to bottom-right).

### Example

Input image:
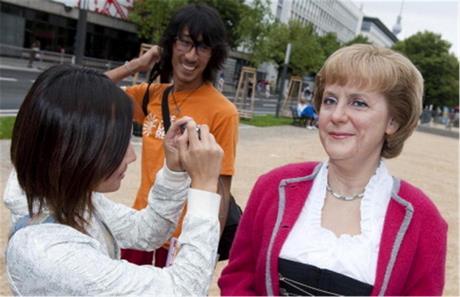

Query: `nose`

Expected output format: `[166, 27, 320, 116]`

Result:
[330, 103, 348, 123]
[184, 46, 198, 60]
[126, 142, 137, 164]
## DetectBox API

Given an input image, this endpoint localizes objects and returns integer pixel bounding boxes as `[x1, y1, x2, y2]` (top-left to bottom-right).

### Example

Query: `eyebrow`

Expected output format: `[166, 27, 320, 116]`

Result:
[324, 90, 367, 98]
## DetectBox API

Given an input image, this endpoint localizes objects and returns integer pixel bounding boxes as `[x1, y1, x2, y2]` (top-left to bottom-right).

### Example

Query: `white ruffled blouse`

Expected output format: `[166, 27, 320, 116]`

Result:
[280, 161, 393, 285]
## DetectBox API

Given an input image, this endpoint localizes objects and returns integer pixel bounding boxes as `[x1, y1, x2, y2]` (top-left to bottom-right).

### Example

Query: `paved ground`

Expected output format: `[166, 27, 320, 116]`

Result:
[0, 125, 458, 295]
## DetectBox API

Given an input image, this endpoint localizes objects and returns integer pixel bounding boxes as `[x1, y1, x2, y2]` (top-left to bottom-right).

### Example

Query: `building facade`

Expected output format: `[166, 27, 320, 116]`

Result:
[0, 0, 139, 60]
[360, 16, 398, 48]
[272, 0, 363, 43]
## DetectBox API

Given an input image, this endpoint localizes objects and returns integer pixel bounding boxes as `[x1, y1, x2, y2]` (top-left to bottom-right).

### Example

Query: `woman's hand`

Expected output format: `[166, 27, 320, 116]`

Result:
[177, 121, 223, 193]
[163, 117, 193, 172]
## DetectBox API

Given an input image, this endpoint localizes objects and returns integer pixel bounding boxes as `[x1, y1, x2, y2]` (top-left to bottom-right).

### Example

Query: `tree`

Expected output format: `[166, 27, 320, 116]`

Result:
[129, 0, 271, 49]
[344, 34, 370, 46]
[393, 31, 459, 107]
[130, 0, 186, 44]
[251, 20, 324, 76]
[317, 32, 341, 60]
[234, 0, 272, 53]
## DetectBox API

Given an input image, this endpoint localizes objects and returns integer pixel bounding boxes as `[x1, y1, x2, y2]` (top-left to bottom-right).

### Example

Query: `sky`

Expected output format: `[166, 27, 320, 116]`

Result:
[354, 0, 459, 57]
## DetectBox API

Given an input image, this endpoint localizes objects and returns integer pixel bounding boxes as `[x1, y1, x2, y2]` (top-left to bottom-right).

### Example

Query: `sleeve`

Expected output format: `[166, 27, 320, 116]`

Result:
[218, 176, 266, 296]
[403, 210, 448, 295]
[123, 83, 151, 124]
[94, 165, 191, 250]
[7, 189, 221, 296]
[212, 111, 239, 176]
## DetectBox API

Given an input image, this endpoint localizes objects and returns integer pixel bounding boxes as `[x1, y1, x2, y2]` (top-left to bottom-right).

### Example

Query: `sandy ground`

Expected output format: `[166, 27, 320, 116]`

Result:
[0, 125, 458, 295]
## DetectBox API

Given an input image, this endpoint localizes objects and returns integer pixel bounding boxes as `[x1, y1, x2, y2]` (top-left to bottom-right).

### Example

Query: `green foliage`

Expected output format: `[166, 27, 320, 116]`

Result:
[0, 117, 15, 139]
[130, 0, 271, 49]
[392, 31, 459, 107]
[235, 0, 273, 52]
[317, 32, 341, 60]
[252, 20, 323, 75]
[240, 115, 292, 127]
[130, 0, 186, 44]
[344, 34, 371, 46]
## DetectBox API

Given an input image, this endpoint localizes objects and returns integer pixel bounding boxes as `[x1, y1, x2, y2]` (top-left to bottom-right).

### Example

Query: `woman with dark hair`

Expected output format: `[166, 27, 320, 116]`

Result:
[106, 3, 239, 266]
[4, 64, 224, 295]
[219, 44, 447, 295]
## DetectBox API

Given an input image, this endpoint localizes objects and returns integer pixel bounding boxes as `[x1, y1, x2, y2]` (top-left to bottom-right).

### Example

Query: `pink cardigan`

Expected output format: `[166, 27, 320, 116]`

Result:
[219, 162, 447, 296]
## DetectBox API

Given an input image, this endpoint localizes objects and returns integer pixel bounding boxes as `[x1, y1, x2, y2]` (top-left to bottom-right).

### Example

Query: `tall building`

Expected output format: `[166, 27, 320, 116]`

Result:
[271, 0, 363, 43]
[360, 16, 398, 48]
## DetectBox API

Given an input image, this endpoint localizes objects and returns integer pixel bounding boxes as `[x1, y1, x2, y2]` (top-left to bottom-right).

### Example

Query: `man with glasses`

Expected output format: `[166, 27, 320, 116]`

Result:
[105, 3, 238, 268]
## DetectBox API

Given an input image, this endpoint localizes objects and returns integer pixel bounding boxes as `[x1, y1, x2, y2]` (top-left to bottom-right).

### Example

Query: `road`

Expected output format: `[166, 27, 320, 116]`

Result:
[0, 68, 37, 110]
[0, 67, 134, 111]
[0, 67, 280, 115]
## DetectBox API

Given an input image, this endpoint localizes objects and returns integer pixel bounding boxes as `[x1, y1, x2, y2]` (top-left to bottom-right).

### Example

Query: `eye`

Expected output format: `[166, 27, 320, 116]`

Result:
[351, 99, 368, 108]
[322, 96, 337, 105]
[197, 43, 210, 51]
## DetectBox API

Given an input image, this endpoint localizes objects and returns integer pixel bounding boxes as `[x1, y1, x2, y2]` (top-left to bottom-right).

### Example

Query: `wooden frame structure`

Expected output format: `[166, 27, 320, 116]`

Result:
[280, 76, 303, 117]
[233, 66, 256, 119]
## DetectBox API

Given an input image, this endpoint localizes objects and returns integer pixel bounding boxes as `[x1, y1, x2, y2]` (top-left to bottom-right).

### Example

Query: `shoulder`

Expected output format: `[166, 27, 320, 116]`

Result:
[200, 83, 238, 115]
[7, 223, 97, 274]
[254, 162, 320, 191]
[123, 83, 166, 99]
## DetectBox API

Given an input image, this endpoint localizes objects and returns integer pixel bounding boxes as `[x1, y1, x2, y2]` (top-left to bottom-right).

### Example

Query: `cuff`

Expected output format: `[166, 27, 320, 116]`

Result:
[187, 189, 221, 220]
[156, 165, 189, 188]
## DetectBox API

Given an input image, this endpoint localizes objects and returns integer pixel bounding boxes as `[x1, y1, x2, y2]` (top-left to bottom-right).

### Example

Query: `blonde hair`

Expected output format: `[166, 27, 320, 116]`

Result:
[313, 44, 424, 158]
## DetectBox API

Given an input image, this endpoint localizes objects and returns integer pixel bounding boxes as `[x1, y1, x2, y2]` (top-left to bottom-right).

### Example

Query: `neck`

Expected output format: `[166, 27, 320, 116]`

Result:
[173, 78, 205, 92]
[327, 157, 381, 196]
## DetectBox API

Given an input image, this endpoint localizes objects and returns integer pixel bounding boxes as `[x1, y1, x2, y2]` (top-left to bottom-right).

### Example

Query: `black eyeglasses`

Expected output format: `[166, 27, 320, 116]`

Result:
[174, 36, 212, 57]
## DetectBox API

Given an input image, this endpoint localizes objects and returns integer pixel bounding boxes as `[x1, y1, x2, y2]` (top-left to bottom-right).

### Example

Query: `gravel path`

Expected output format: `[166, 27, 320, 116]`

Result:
[1, 124, 458, 295]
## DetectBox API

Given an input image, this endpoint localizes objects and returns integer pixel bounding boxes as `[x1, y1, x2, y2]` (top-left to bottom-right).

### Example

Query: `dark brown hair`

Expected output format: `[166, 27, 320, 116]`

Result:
[11, 65, 133, 232]
[150, 3, 228, 84]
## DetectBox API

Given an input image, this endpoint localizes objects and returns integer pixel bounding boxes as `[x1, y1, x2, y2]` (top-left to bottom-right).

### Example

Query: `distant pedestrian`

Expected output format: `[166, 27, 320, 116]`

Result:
[28, 40, 40, 68]
[265, 82, 271, 99]
[217, 73, 225, 92]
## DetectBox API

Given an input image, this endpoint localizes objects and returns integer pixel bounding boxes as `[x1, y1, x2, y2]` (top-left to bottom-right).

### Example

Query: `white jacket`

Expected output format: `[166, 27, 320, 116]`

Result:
[4, 166, 221, 296]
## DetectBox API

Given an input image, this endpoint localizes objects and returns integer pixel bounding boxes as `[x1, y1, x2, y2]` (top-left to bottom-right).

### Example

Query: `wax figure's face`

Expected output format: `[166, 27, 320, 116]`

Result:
[171, 27, 212, 90]
[318, 83, 398, 164]
[94, 143, 136, 193]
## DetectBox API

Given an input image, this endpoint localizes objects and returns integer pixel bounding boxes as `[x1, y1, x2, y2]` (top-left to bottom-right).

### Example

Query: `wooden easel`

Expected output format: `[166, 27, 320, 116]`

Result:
[132, 43, 154, 85]
[280, 76, 303, 117]
[233, 66, 256, 119]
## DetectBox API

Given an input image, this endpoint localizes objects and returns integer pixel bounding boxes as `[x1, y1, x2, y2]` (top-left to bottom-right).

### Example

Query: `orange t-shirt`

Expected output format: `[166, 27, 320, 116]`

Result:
[125, 82, 239, 241]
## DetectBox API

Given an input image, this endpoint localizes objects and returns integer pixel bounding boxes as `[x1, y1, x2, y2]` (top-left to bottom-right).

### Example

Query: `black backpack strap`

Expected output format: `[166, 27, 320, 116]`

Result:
[161, 85, 174, 133]
[141, 62, 163, 117]
[141, 82, 152, 116]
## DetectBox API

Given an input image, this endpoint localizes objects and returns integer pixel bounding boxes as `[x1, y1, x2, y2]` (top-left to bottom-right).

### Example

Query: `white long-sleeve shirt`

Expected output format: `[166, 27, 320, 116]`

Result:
[4, 166, 221, 296]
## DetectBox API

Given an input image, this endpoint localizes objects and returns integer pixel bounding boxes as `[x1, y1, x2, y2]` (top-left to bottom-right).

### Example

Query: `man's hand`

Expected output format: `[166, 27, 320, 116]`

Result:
[134, 45, 162, 73]
[104, 45, 162, 83]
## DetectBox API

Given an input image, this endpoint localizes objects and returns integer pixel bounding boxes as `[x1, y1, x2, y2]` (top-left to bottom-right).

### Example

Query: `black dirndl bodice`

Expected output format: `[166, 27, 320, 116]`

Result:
[278, 257, 373, 296]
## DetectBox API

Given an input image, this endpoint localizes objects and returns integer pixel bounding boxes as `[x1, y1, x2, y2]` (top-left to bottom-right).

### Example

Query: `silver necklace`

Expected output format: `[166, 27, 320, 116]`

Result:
[326, 183, 365, 201]
[170, 85, 202, 115]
